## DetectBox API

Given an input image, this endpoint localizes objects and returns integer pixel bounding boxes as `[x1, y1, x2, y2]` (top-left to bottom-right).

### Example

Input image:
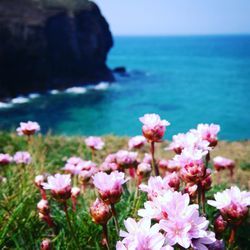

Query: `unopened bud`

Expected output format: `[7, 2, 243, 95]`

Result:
[40, 239, 51, 250]
[90, 199, 112, 225]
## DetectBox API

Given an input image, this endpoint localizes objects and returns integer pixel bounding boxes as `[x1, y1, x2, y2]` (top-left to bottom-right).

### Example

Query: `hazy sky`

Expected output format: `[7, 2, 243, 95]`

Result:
[94, 0, 250, 35]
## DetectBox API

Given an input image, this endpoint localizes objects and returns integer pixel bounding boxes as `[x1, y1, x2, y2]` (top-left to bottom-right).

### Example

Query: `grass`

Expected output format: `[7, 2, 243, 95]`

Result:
[0, 132, 250, 249]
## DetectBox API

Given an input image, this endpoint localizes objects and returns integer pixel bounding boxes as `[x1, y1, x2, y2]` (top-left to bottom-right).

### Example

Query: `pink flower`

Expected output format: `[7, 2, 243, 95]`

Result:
[143, 153, 152, 164]
[177, 148, 206, 184]
[116, 150, 138, 169]
[167, 131, 211, 155]
[137, 162, 152, 176]
[66, 156, 84, 166]
[92, 171, 128, 204]
[100, 153, 118, 173]
[214, 215, 227, 235]
[13, 151, 32, 165]
[196, 123, 220, 147]
[79, 166, 98, 183]
[118, 217, 166, 250]
[63, 159, 97, 175]
[128, 136, 146, 150]
[213, 156, 235, 171]
[208, 186, 250, 225]
[0, 153, 12, 165]
[16, 121, 40, 136]
[139, 113, 170, 142]
[85, 136, 105, 150]
[37, 199, 49, 214]
[160, 219, 192, 248]
[90, 198, 112, 225]
[42, 174, 71, 202]
[139, 175, 174, 200]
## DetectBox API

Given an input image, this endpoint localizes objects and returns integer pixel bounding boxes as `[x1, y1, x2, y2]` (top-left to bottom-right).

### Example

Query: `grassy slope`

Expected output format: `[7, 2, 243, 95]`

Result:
[0, 132, 250, 249]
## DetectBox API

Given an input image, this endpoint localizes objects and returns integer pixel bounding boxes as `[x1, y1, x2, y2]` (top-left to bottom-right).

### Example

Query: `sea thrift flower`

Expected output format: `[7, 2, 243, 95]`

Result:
[118, 217, 166, 250]
[139, 113, 170, 142]
[16, 121, 40, 136]
[137, 162, 151, 176]
[184, 184, 198, 200]
[139, 174, 178, 200]
[40, 239, 52, 250]
[100, 154, 119, 173]
[0, 153, 12, 165]
[196, 123, 220, 147]
[13, 151, 32, 165]
[116, 150, 138, 169]
[178, 148, 206, 184]
[208, 186, 250, 225]
[213, 156, 235, 172]
[85, 136, 105, 150]
[142, 153, 152, 164]
[42, 174, 72, 202]
[37, 199, 50, 215]
[92, 171, 127, 204]
[71, 187, 81, 211]
[90, 198, 112, 225]
[128, 135, 146, 149]
[79, 166, 98, 184]
[66, 156, 84, 166]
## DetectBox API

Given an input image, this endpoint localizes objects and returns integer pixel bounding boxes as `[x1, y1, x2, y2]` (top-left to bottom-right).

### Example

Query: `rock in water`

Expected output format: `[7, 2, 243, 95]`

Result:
[0, 0, 114, 98]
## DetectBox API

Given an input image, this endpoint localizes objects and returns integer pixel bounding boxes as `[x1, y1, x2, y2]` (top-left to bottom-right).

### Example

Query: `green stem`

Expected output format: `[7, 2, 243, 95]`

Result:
[197, 182, 202, 215]
[228, 226, 237, 249]
[102, 224, 111, 250]
[150, 141, 159, 176]
[63, 201, 80, 250]
[110, 203, 119, 234]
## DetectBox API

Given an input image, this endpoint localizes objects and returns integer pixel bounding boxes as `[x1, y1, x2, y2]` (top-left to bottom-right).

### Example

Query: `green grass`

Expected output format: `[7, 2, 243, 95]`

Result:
[0, 132, 250, 249]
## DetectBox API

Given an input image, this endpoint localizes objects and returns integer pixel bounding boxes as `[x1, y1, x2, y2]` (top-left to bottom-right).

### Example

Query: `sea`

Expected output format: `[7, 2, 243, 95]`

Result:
[1, 35, 250, 140]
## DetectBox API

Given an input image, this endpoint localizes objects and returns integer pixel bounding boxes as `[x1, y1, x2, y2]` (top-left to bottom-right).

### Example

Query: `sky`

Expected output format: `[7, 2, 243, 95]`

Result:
[93, 0, 250, 36]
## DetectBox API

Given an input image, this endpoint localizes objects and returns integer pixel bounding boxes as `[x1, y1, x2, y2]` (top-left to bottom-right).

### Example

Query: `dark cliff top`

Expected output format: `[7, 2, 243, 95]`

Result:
[0, 0, 98, 25]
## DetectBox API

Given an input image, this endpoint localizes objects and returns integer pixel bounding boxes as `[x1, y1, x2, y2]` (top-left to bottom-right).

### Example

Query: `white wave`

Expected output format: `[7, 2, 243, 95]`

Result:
[93, 82, 109, 90]
[65, 87, 87, 94]
[11, 96, 29, 104]
[29, 93, 40, 99]
[49, 89, 60, 95]
[0, 102, 13, 109]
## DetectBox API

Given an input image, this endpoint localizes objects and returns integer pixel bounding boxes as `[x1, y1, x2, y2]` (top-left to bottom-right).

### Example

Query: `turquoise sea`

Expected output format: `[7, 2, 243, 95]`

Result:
[1, 35, 250, 140]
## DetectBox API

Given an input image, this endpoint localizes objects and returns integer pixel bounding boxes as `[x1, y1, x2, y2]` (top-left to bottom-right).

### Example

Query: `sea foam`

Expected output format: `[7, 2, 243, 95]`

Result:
[11, 96, 29, 104]
[65, 87, 87, 94]
[93, 82, 109, 90]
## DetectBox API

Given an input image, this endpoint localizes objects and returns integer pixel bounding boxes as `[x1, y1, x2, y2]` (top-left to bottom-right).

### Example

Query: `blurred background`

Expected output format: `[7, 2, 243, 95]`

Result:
[0, 0, 250, 140]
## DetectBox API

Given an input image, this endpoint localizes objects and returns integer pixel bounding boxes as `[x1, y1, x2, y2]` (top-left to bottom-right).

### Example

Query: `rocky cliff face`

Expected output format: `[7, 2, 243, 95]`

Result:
[0, 0, 114, 98]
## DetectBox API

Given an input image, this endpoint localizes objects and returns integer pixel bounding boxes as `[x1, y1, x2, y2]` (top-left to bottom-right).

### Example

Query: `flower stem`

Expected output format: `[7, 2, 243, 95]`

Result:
[228, 226, 237, 249]
[197, 182, 202, 214]
[150, 142, 159, 176]
[102, 224, 111, 250]
[110, 203, 119, 234]
[201, 187, 206, 215]
[63, 201, 80, 250]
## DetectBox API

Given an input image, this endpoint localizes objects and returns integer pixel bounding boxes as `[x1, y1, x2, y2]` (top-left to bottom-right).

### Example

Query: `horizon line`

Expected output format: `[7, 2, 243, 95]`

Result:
[112, 33, 250, 37]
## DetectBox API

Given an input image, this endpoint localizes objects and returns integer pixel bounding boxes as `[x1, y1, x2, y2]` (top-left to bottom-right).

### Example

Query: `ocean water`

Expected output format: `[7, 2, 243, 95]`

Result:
[1, 35, 250, 140]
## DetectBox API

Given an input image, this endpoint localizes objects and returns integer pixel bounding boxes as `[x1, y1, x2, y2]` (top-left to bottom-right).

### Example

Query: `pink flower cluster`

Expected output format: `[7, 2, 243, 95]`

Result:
[139, 113, 170, 142]
[16, 121, 40, 136]
[92, 171, 128, 204]
[85, 136, 105, 150]
[213, 156, 235, 172]
[13, 151, 32, 165]
[134, 189, 216, 249]
[0, 153, 13, 165]
[208, 186, 250, 225]
[128, 135, 146, 150]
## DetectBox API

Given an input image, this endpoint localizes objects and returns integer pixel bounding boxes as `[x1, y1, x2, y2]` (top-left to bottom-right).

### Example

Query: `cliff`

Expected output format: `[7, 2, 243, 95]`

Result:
[0, 0, 114, 98]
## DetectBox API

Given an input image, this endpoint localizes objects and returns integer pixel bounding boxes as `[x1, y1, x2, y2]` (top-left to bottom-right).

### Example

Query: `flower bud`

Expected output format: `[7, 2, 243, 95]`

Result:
[184, 184, 197, 199]
[71, 187, 81, 198]
[35, 175, 45, 188]
[166, 172, 180, 191]
[40, 239, 52, 250]
[201, 170, 212, 191]
[214, 215, 227, 235]
[90, 199, 112, 225]
[221, 203, 248, 225]
[37, 199, 49, 215]
[180, 162, 205, 184]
